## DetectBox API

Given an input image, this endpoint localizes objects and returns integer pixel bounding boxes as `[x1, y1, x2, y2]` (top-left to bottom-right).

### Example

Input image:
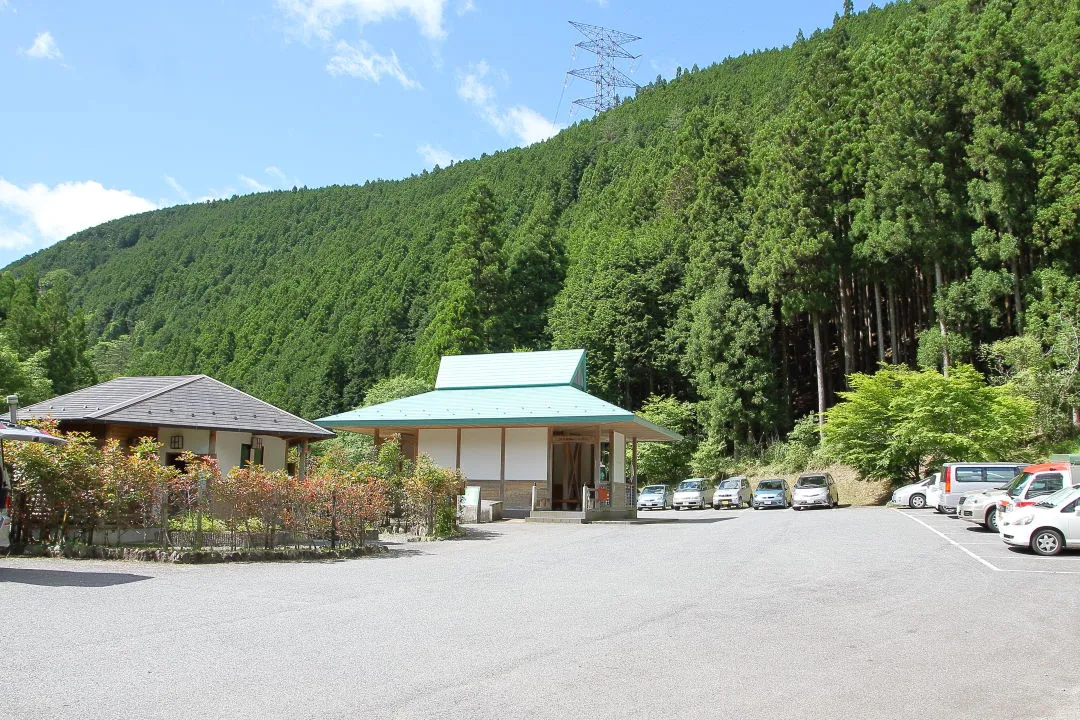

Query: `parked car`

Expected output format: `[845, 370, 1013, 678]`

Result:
[792, 472, 839, 510]
[752, 478, 791, 509]
[0, 467, 10, 549]
[672, 478, 711, 510]
[931, 462, 1026, 513]
[712, 476, 752, 509]
[999, 485, 1080, 556]
[960, 459, 1079, 532]
[636, 484, 671, 511]
[891, 473, 939, 509]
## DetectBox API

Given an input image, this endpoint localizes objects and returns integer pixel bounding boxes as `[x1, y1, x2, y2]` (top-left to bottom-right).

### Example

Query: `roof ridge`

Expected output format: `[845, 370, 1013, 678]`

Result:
[197, 375, 328, 433]
[90, 375, 205, 419]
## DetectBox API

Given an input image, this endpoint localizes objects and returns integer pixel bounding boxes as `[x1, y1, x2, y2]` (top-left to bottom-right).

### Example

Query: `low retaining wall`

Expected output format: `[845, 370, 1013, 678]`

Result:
[4, 544, 389, 563]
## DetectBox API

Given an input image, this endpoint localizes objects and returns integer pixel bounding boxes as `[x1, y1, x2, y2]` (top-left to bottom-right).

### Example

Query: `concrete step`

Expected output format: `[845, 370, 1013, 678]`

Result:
[525, 516, 589, 524]
[526, 511, 588, 524]
[529, 510, 586, 519]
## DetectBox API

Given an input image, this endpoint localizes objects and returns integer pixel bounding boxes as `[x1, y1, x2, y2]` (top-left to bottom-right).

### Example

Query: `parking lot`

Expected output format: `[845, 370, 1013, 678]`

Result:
[2, 506, 1078, 720]
[894, 505, 1080, 574]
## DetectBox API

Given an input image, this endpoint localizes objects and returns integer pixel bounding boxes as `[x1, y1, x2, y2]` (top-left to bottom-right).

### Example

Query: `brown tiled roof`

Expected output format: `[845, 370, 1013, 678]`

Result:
[19, 375, 334, 440]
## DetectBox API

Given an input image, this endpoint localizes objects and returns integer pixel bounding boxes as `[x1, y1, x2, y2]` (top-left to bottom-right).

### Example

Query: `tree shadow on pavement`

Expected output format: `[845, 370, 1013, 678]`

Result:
[0, 567, 152, 587]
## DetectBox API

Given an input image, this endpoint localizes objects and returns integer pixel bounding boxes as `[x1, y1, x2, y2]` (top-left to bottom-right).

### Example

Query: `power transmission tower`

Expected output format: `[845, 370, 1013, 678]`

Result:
[568, 21, 641, 115]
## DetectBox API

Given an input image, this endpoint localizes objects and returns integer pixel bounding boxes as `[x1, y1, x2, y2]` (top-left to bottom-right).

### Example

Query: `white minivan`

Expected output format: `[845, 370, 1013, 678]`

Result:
[930, 462, 1026, 513]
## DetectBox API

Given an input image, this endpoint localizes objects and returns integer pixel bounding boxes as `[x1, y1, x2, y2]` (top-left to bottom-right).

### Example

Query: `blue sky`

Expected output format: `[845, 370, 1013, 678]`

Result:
[0, 0, 871, 267]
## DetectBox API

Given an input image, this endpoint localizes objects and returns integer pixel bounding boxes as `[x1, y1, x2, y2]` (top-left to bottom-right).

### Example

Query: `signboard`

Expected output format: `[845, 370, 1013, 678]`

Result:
[463, 485, 482, 507]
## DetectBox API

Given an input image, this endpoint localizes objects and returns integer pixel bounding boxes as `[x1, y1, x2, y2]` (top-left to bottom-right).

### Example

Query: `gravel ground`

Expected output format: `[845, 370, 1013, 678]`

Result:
[2, 507, 1078, 720]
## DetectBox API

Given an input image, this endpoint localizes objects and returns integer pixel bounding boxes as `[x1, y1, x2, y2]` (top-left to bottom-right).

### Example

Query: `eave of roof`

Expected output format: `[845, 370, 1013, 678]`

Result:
[20, 375, 334, 440]
[316, 385, 681, 442]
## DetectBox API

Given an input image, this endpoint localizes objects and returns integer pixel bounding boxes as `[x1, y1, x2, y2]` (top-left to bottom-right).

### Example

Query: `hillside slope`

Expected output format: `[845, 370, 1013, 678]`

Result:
[7, 0, 1078, 450]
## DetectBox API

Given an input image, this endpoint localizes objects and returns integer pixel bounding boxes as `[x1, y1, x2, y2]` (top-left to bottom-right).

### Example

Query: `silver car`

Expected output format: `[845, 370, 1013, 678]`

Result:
[792, 473, 839, 510]
[636, 484, 671, 511]
[712, 476, 752, 509]
[752, 478, 791, 509]
[673, 478, 711, 510]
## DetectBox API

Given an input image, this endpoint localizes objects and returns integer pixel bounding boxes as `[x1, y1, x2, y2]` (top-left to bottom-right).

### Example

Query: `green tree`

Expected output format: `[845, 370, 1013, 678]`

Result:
[632, 395, 696, 484]
[824, 364, 1035, 485]
[505, 191, 566, 346]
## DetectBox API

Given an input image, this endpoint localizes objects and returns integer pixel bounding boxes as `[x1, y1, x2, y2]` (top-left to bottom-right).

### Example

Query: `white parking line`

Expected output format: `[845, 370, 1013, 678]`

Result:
[896, 509, 1080, 575]
[896, 509, 1001, 571]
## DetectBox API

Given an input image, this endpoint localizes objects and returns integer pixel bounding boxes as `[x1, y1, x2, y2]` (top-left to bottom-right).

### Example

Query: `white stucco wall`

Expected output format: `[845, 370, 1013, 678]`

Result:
[504, 427, 547, 482]
[611, 431, 625, 484]
[257, 435, 288, 472]
[419, 428, 459, 470]
[158, 428, 288, 475]
[157, 427, 211, 461]
[460, 428, 501, 480]
[215, 431, 248, 473]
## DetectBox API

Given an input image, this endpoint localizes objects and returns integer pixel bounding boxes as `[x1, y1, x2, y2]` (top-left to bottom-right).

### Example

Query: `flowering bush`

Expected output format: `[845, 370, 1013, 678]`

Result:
[403, 454, 465, 537]
[6, 424, 463, 550]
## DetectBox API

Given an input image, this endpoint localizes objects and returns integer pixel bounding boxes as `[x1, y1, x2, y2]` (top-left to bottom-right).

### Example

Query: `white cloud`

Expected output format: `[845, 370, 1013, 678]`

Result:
[164, 175, 191, 203]
[499, 106, 561, 145]
[417, 144, 458, 168]
[456, 61, 560, 146]
[240, 174, 272, 192]
[456, 0, 474, 16]
[23, 31, 61, 60]
[457, 60, 494, 105]
[265, 166, 288, 185]
[326, 39, 419, 88]
[0, 229, 34, 251]
[0, 179, 157, 256]
[278, 0, 448, 41]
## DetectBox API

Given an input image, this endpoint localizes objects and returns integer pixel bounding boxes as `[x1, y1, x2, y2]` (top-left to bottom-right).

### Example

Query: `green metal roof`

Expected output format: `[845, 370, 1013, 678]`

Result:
[436, 349, 586, 390]
[316, 384, 681, 441]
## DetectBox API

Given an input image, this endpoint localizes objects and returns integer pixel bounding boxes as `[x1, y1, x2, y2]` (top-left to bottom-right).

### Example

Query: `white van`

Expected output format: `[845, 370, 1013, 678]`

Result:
[931, 462, 1026, 513]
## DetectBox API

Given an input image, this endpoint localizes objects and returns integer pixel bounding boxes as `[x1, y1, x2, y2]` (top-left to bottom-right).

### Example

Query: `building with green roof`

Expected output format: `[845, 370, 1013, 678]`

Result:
[316, 349, 680, 519]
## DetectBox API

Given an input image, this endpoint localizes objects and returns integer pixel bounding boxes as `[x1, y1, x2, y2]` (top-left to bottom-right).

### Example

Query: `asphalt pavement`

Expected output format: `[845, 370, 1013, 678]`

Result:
[2, 506, 1078, 719]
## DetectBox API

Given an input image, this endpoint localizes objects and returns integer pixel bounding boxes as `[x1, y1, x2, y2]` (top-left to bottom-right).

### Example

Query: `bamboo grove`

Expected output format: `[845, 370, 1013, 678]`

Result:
[4, 0, 1079, 456]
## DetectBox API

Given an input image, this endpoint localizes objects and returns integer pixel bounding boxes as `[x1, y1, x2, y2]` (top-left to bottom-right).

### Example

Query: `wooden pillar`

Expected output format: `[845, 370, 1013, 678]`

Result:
[455, 428, 462, 470]
[594, 425, 602, 487]
[208, 430, 217, 460]
[373, 428, 382, 450]
[546, 426, 553, 494]
[499, 428, 506, 481]
[631, 438, 638, 486]
[299, 440, 310, 481]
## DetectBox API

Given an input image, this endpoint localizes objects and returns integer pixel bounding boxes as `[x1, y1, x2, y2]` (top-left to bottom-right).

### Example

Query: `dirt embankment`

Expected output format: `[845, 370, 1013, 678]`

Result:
[741, 464, 892, 506]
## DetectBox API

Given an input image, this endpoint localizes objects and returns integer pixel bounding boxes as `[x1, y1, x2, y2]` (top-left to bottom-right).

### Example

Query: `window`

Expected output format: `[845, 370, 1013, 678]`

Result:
[985, 468, 1018, 486]
[954, 467, 984, 483]
[1007, 472, 1033, 498]
[1061, 499, 1078, 513]
[1028, 473, 1064, 497]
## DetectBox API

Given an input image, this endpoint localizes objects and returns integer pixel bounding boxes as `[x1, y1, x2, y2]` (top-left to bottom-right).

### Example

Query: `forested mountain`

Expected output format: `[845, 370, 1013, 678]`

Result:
[4, 0, 1078, 453]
